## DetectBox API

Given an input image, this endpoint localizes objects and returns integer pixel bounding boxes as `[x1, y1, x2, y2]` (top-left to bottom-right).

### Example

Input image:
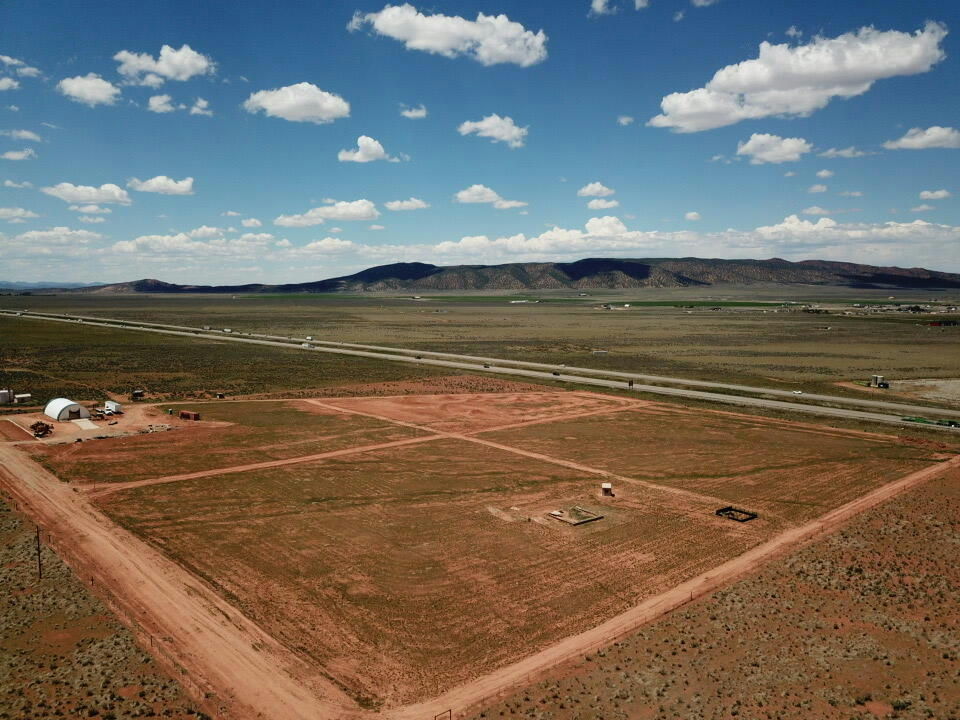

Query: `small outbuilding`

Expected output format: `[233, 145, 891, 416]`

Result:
[44, 398, 91, 421]
[179, 410, 201, 421]
[105, 400, 123, 413]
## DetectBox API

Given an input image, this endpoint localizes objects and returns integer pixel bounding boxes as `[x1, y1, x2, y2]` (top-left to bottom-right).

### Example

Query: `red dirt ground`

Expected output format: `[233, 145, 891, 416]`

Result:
[1, 389, 954, 720]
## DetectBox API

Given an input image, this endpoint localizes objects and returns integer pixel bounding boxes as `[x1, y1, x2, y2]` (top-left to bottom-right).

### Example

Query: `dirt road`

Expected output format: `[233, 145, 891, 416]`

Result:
[309, 398, 731, 507]
[0, 445, 357, 720]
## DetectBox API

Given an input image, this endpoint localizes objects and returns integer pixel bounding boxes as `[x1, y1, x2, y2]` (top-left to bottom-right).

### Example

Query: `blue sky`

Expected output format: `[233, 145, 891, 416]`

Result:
[1, 0, 958, 283]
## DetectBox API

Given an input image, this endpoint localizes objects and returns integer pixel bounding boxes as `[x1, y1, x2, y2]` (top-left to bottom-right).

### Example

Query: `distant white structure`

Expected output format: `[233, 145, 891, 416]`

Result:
[43, 398, 91, 421]
[0, 389, 10, 404]
[105, 400, 123, 413]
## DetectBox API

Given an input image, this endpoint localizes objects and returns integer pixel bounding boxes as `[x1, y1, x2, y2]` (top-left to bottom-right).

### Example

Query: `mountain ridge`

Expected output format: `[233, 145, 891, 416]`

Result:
[9, 257, 960, 294]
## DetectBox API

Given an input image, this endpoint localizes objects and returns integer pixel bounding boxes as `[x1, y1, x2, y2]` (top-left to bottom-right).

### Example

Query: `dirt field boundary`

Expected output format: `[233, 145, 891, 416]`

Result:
[391, 454, 960, 720]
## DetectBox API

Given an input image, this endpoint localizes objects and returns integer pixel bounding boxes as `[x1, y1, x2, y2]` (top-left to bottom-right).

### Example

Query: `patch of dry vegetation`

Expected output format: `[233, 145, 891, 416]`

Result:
[0, 497, 205, 720]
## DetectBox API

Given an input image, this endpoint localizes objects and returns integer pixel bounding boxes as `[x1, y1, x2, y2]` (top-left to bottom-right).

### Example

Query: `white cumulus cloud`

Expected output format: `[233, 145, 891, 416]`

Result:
[241, 217, 262, 227]
[819, 146, 868, 158]
[910, 204, 935, 212]
[808, 184, 828, 193]
[588, 198, 619, 209]
[0, 129, 41, 142]
[3, 180, 32, 188]
[736, 133, 811, 164]
[114, 44, 216, 87]
[685, 211, 701, 220]
[0, 207, 38, 222]
[577, 181, 615, 197]
[454, 184, 527, 209]
[0, 78, 20, 91]
[127, 175, 194, 195]
[617, 115, 635, 126]
[147, 94, 177, 113]
[243, 82, 350, 124]
[189, 97, 213, 116]
[274, 199, 380, 227]
[458, 114, 527, 148]
[816, 169, 834, 178]
[1, 148, 35, 161]
[337, 135, 399, 162]
[69, 204, 111, 214]
[883, 126, 960, 150]
[385, 197, 430, 211]
[400, 103, 427, 118]
[78, 215, 106, 224]
[919, 189, 951, 200]
[348, 4, 548, 67]
[589, 0, 617, 16]
[802, 206, 831, 215]
[649, 22, 947, 132]
[42, 182, 132, 205]
[57, 73, 121, 106]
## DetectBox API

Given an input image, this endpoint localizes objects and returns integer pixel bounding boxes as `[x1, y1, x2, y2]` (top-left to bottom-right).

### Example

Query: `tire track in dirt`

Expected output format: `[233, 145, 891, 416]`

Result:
[0, 446, 359, 720]
[309, 399, 731, 508]
[89, 434, 445, 499]
[89, 395, 642, 499]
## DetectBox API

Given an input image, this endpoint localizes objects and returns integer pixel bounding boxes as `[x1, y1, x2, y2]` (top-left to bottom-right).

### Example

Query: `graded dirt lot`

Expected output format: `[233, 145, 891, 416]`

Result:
[468, 466, 960, 720]
[0, 498, 204, 720]
[20, 388, 944, 712]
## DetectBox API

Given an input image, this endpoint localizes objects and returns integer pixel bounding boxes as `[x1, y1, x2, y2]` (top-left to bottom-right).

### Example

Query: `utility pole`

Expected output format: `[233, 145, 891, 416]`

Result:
[35, 525, 42, 580]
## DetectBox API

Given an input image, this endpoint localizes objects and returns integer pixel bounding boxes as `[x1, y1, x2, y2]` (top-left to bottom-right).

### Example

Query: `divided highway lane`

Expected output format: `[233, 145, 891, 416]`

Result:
[8, 309, 957, 419]
[2, 310, 957, 432]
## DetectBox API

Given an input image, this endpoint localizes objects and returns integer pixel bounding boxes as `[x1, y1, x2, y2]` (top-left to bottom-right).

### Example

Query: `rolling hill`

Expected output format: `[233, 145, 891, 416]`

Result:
[13, 257, 960, 294]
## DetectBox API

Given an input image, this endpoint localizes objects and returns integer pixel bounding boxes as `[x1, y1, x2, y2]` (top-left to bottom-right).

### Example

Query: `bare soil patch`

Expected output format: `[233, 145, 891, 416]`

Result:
[29, 399, 426, 485]
[480, 406, 940, 524]
[467, 465, 960, 720]
[98, 437, 768, 709]
[0, 419, 33, 441]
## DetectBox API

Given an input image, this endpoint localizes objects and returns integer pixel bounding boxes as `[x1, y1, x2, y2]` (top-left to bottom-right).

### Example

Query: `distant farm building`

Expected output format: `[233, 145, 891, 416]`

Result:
[44, 398, 91, 421]
[0, 389, 10, 404]
[179, 410, 201, 421]
[105, 400, 123, 413]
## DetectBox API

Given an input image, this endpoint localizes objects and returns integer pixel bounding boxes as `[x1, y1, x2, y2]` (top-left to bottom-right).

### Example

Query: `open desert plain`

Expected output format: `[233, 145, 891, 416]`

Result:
[1, 287, 958, 720]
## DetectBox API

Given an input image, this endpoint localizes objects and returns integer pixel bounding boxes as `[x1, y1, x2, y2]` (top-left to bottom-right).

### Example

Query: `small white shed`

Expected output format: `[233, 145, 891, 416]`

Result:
[43, 398, 91, 421]
[105, 400, 123, 413]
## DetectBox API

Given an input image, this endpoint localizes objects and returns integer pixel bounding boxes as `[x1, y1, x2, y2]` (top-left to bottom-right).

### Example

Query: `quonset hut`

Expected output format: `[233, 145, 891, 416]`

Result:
[43, 398, 91, 421]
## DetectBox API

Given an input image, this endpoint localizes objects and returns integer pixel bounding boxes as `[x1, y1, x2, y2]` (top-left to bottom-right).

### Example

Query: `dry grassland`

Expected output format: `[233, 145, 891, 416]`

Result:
[0, 499, 204, 720]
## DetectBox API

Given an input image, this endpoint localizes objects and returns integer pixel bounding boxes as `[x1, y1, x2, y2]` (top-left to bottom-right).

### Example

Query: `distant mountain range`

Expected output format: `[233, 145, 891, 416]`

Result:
[0, 280, 103, 290]
[8, 258, 960, 294]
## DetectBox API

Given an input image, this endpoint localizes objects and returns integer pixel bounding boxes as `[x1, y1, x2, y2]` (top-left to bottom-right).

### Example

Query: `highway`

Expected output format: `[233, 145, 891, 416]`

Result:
[2, 309, 957, 433]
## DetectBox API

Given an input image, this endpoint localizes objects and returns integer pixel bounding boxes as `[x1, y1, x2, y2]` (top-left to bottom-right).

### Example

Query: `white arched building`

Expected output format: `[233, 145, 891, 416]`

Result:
[43, 398, 91, 421]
